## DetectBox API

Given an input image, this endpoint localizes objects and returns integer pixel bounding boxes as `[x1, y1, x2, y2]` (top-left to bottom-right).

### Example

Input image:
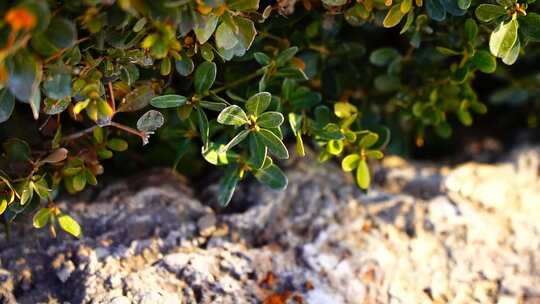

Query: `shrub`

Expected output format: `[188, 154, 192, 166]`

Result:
[0, 0, 539, 237]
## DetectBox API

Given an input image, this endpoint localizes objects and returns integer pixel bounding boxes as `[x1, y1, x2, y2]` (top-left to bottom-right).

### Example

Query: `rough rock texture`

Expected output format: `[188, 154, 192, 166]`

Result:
[1, 147, 540, 304]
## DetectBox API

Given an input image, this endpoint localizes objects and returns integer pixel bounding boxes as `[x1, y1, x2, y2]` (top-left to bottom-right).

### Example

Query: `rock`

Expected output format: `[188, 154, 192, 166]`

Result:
[0, 147, 539, 303]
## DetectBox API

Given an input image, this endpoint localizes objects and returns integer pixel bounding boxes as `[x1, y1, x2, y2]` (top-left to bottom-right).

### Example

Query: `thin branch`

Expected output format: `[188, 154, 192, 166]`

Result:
[60, 125, 98, 143]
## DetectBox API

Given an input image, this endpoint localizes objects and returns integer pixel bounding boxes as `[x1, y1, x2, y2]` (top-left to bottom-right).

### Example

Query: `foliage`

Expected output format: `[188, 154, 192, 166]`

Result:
[0, 0, 539, 237]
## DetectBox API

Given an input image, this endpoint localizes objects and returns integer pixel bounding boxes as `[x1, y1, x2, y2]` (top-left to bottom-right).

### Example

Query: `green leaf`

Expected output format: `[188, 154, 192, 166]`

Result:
[383, 4, 405, 28]
[370, 48, 401, 67]
[356, 159, 371, 189]
[118, 84, 155, 112]
[249, 133, 267, 169]
[228, 0, 260, 10]
[45, 17, 77, 49]
[256, 129, 289, 159]
[137, 110, 165, 133]
[475, 4, 506, 23]
[19, 183, 33, 205]
[519, 13, 540, 42]
[435, 122, 452, 138]
[295, 134, 305, 157]
[457, 109, 473, 126]
[32, 176, 50, 199]
[58, 213, 82, 238]
[327, 139, 344, 155]
[197, 108, 210, 148]
[234, 17, 257, 50]
[194, 61, 217, 94]
[217, 105, 248, 126]
[3, 138, 31, 162]
[200, 100, 227, 111]
[44, 73, 71, 99]
[401, 0, 412, 14]
[73, 172, 87, 192]
[218, 166, 240, 206]
[426, 0, 446, 22]
[254, 52, 271, 65]
[489, 19, 518, 58]
[175, 57, 195, 76]
[43, 97, 70, 115]
[457, 0, 471, 9]
[288, 112, 303, 136]
[374, 75, 400, 92]
[33, 208, 52, 229]
[342, 154, 360, 172]
[221, 129, 250, 152]
[0, 198, 7, 215]
[246, 92, 271, 116]
[322, 0, 347, 6]
[464, 18, 478, 41]
[257, 112, 284, 129]
[215, 22, 238, 50]
[365, 150, 384, 159]
[436, 47, 461, 56]
[0, 89, 15, 123]
[151, 95, 188, 108]
[194, 15, 219, 44]
[7, 51, 41, 102]
[472, 50, 497, 73]
[359, 133, 379, 149]
[107, 138, 128, 151]
[276, 47, 298, 66]
[502, 38, 520, 65]
[254, 164, 288, 190]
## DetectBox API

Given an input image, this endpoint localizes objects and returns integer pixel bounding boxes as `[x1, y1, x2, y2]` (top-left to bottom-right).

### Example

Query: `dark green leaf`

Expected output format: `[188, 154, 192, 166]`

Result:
[257, 112, 284, 128]
[254, 164, 288, 190]
[7, 51, 40, 102]
[426, 0, 446, 22]
[369, 48, 400, 67]
[519, 13, 540, 41]
[0, 89, 15, 123]
[44, 73, 71, 99]
[194, 61, 217, 94]
[256, 129, 289, 159]
[218, 166, 240, 206]
[45, 18, 77, 49]
[175, 57, 195, 76]
[276, 47, 298, 66]
[197, 108, 210, 148]
[475, 4, 506, 23]
[472, 50, 497, 73]
[151, 95, 188, 108]
[246, 92, 271, 116]
[221, 129, 250, 152]
[107, 138, 128, 151]
[249, 133, 267, 169]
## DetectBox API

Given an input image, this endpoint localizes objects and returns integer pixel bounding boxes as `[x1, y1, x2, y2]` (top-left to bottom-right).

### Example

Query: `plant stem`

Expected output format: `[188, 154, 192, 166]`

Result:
[60, 126, 98, 143]
[60, 122, 148, 145]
